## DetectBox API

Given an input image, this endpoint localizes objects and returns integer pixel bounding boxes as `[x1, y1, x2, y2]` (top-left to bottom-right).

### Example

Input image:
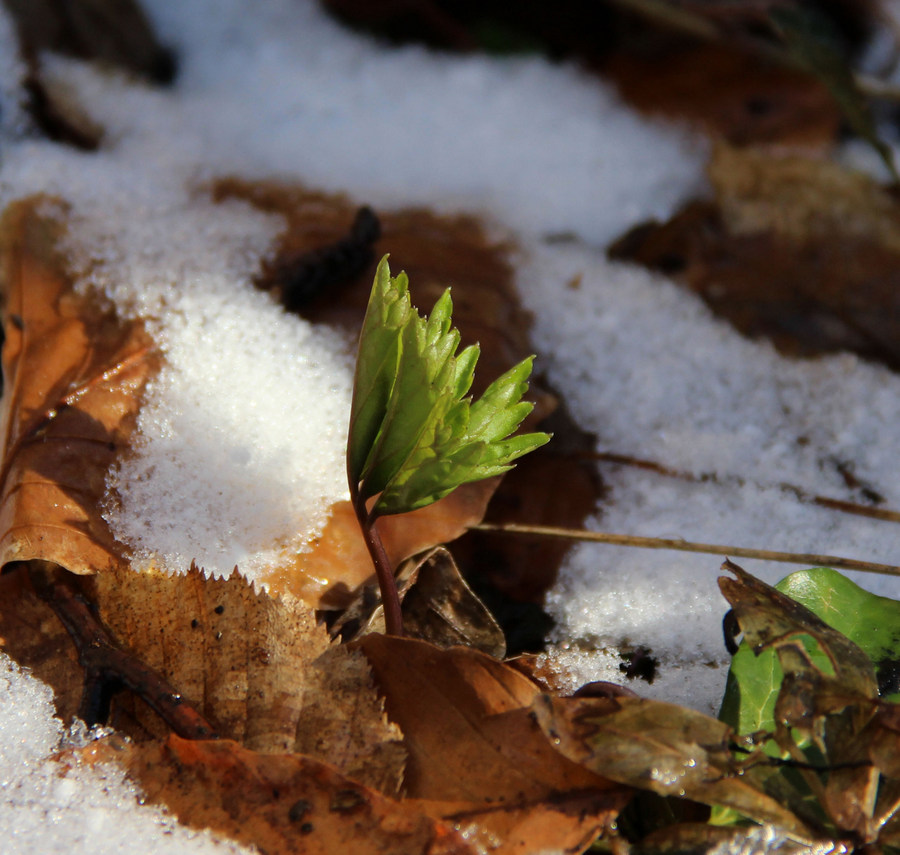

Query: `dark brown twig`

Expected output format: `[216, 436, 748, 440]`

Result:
[25, 560, 217, 739]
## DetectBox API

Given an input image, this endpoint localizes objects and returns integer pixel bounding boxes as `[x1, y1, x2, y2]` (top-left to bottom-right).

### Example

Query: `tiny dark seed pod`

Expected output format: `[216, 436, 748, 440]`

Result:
[277, 205, 382, 313]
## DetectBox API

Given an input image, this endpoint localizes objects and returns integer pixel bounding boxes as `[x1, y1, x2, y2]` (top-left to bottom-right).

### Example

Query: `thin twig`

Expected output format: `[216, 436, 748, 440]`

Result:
[26, 560, 218, 739]
[588, 450, 900, 524]
[472, 522, 900, 578]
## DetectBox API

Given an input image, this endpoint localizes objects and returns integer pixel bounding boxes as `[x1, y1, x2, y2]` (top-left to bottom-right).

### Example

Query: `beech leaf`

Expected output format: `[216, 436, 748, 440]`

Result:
[357, 635, 628, 853]
[0, 198, 157, 577]
[347, 256, 549, 517]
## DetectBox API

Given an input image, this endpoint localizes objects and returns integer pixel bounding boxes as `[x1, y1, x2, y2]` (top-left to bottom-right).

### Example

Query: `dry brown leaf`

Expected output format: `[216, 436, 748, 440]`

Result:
[709, 144, 900, 248]
[0, 197, 405, 793]
[335, 547, 506, 659]
[68, 734, 475, 855]
[0, 562, 406, 794]
[358, 635, 630, 853]
[0, 197, 155, 577]
[603, 41, 840, 147]
[275, 484, 498, 610]
[609, 146, 900, 373]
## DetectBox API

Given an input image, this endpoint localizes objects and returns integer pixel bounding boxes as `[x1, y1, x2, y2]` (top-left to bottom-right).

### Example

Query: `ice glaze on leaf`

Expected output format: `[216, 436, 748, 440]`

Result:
[347, 256, 549, 517]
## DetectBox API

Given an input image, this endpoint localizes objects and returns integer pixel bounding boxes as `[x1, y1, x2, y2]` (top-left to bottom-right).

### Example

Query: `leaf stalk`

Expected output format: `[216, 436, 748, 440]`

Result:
[351, 486, 404, 636]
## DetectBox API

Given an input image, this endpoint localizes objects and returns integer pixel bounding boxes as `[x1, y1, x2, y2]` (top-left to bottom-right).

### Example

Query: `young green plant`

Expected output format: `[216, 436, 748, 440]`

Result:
[347, 256, 550, 636]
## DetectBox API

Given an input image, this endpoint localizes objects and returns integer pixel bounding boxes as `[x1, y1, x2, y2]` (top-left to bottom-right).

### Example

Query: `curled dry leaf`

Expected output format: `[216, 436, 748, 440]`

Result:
[335, 547, 506, 659]
[68, 734, 476, 855]
[358, 635, 629, 854]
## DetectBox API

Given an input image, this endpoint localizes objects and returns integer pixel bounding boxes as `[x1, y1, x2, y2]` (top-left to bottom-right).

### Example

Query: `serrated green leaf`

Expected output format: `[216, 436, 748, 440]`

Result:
[347, 256, 411, 486]
[347, 256, 549, 517]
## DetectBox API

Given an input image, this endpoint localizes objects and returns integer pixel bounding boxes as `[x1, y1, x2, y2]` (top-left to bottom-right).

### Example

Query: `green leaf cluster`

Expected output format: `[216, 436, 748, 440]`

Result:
[347, 256, 549, 517]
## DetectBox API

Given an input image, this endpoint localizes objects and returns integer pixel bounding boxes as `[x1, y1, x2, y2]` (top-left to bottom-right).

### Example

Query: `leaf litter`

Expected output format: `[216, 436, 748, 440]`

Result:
[1, 1, 895, 846]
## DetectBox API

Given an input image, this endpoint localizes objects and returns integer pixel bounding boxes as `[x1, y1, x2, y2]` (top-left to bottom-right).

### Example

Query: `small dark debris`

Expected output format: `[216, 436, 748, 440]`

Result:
[190, 618, 199, 629]
[288, 799, 312, 823]
[619, 645, 658, 683]
[300, 822, 314, 835]
[877, 658, 900, 697]
[744, 96, 774, 117]
[214, 604, 225, 615]
[276, 206, 381, 313]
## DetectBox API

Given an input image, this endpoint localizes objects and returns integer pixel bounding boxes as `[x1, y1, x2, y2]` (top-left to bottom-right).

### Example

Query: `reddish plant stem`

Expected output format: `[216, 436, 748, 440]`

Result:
[351, 488, 404, 636]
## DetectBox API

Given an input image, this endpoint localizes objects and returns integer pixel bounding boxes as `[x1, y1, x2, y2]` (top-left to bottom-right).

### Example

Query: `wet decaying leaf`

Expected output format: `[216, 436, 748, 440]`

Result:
[68, 734, 476, 855]
[358, 635, 629, 853]
[532, 693, 818, 841]
[720, 566, 900, 737]
[609, 145, 900, 372]
[527, 565, 900, 851]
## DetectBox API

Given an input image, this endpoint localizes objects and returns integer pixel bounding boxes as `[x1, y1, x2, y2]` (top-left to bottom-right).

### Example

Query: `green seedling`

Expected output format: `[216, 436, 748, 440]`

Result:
[347, 256, 550, 635]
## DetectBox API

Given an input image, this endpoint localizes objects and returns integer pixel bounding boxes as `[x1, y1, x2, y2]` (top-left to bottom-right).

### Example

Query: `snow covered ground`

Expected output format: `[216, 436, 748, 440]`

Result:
[1, 0, 899, 849]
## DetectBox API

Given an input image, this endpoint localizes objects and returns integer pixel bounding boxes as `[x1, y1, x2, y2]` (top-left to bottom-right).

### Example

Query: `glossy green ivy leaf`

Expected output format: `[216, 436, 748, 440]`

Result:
[347, 256, 550, 517]
[719, 567, 900, 740]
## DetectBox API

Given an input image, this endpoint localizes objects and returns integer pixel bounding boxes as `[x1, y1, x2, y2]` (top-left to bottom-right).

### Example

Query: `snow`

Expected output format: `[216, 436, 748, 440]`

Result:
[1, 0, 899, 849]
[0, 657, 251, 854]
